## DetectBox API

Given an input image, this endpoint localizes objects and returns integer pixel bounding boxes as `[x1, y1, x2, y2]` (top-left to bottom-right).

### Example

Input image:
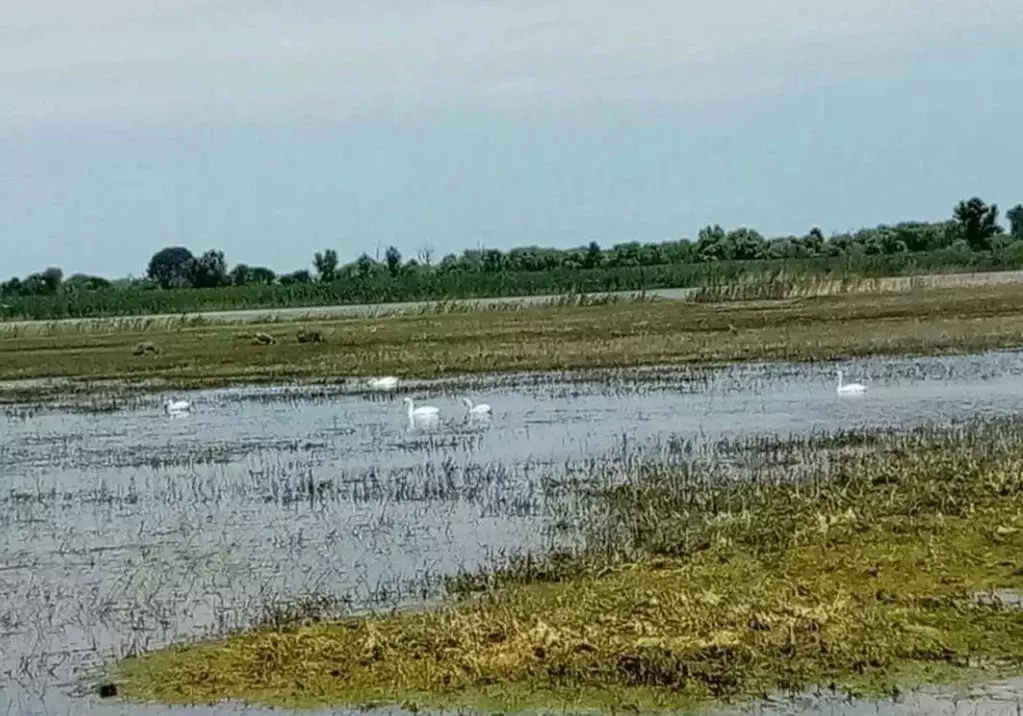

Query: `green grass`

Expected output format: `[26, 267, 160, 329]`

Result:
[114, 422, 1023, 712]
[4, 283, 1023, 403]
[5, 245, 1023, 320]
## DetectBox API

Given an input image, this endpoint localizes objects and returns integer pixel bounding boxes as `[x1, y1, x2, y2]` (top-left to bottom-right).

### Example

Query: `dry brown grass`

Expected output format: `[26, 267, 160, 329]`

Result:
[296, 327, 326, 344]
[3, 284, 1023, 400]
[249, 331, 277, 346]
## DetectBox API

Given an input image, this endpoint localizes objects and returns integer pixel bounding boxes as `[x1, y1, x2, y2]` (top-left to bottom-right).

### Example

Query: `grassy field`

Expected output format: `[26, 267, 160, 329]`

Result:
[6, 247, 1023, 321]
[115, 421, 1023, 712]
[4, 282, 1023, 403]
[3, 268, 1023, 332]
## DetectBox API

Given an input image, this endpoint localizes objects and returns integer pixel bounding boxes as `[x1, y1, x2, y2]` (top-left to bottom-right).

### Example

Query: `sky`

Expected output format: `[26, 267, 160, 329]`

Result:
[2, 0, 1021, 279]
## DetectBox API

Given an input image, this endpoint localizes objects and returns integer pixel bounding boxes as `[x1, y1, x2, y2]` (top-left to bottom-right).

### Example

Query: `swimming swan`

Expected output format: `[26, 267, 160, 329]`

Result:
[461, 397, 492, 415]
[367, 376, 399, 391]
[403, 397, 439, 418]
[836, 370, 866, 395]
[164, 398, 192, 413]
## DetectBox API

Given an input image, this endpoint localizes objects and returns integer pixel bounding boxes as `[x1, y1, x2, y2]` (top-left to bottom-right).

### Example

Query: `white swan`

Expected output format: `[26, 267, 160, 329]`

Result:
[461, 397, 492, 416]
[367, 376, 399, 391]
[403, 397, 439, 419]
[836, 370, 866, 395]
[164, 398, 192, 414]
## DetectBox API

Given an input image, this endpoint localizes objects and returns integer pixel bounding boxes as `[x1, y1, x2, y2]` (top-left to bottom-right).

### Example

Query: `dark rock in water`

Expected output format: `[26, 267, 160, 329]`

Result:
[97, 682, 118, 698]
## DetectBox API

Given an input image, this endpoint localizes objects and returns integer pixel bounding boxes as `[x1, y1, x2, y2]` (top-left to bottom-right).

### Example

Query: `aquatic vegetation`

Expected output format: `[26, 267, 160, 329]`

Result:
[115, 420, 1023, 712]
[7, 356, 1023, 715]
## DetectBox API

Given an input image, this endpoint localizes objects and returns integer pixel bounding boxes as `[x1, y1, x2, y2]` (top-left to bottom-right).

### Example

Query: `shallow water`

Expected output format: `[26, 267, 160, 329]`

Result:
[3, 350, 1023, 716]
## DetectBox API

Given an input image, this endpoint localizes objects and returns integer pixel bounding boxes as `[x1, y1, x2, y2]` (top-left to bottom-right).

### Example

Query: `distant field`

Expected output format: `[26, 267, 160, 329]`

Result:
[3, 268, 1023, 338]
[4, 279, 1023, 404]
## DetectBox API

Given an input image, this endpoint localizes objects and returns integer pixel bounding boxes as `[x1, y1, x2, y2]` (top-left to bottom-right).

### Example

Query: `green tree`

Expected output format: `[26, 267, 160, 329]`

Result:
[727, 228, 768, 260]
[19, 267, 64, 295]
[146, 246, 195, 288]
[313, 249, 339, 282]
[696, 225, 729, 261]
[279, 269, 312, 285]
[384, 246, 402, 277]
[355, 254, 377, 278]
[41, 267, 64, 293]
[229, 264, 253, 286]
[249, 267, 277, 285]
[416, 244, 435, 267]
[481, 249, 505, 273]
[953, 197, 1003, 251]
[64, 273, 111, 291]
[801, 227, 825, 255]
[1007, 204, 1023, 241]
[187, 250, 229, 288]
[0, 277, 23, 296]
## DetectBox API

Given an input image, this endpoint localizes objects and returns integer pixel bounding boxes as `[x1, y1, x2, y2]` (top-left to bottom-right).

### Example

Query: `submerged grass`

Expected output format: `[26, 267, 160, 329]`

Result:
[5, 283, 1023, 402]
[117, 421, 1023, 712]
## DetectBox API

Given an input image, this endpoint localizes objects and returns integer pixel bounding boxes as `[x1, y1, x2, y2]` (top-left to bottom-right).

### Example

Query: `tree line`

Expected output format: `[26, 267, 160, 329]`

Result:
[2, 198, 1022, 313]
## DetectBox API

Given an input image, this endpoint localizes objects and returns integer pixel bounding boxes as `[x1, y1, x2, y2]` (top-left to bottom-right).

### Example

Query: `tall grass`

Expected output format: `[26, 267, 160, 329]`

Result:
[6, 246, 1023, 321]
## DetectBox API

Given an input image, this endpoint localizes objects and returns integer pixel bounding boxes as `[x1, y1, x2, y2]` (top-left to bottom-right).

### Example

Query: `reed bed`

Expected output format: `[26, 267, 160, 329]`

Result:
[116, 420, 1023, 712]
[5, 267, 1023, 339]
[0, 291, 656, 339]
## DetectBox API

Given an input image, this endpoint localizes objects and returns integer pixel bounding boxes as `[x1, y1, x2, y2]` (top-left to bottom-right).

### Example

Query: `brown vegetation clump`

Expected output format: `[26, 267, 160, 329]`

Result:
[131, 341, 160, 356]
[296, 328, 325, 344]
[250, 332, 277, 346]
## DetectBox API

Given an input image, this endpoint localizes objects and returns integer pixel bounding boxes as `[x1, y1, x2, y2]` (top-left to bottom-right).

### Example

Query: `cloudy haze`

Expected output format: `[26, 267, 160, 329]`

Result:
[2, 1, 1020, 277]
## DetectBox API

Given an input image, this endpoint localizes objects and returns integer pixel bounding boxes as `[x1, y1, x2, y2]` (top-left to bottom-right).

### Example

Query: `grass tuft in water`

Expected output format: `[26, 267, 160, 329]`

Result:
[116, 422, 1023, 712]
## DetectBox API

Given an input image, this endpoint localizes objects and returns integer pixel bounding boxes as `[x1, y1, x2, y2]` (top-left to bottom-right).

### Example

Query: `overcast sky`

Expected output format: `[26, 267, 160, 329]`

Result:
[2, 0, 1020, 278]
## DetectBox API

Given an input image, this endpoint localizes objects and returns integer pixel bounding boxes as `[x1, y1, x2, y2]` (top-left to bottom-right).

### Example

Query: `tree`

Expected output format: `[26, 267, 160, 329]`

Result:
[437, 254, 460, 273]
[953, 197, 1003, 251]
[65, 273, 110, 291]
[354, 254, 377, 278]
[187, 249, 228, 288]
[384, 246, 402, 277]
[481, 249, 505, 273]
[696, 224, 729, 261]
[801, 227, 825, 255]
[19, 267, 63, 295]
[417, 243, 435, 267]
[727, 228, 768, 260]
[279, 269, 312, 285]
[249, 267, 277, 285]
[313, 249, 339, 282]
[229, 264, 253, 286]
[40, 267, 63, 294]
[583, 241, 602, 269]
[1007, 204, 1023, 241]
[0, 277, 22, 296]
[147, 246, 195, 288]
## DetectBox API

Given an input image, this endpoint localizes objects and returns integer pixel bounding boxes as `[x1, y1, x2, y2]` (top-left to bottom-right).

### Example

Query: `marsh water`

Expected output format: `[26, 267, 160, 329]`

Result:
[4, 351, 1023, 716]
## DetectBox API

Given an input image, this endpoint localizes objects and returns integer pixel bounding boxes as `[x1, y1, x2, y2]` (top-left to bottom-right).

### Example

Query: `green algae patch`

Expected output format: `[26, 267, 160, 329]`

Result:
[115, 425, 1023, 712]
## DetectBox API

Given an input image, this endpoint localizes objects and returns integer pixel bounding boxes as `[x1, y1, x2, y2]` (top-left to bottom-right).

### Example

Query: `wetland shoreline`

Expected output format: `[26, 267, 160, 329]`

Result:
[6, 349, 1023, 715]
[114, 421, 1023, 712]
[5, 283, 1023, 405]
